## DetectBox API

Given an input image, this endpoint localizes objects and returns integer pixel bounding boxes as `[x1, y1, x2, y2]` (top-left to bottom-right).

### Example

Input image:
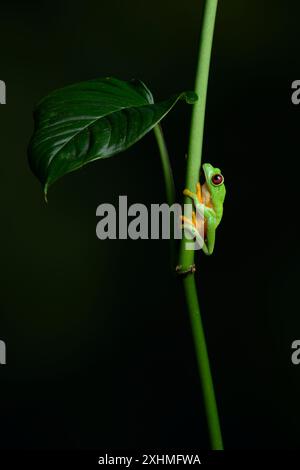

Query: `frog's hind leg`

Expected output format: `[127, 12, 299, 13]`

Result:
[180, 212, 196, 228]
[202, 214, 216, 255]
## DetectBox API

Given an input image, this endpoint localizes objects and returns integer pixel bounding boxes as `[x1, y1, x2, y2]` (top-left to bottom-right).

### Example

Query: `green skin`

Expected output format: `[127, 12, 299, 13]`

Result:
[183, 163, 226, 255]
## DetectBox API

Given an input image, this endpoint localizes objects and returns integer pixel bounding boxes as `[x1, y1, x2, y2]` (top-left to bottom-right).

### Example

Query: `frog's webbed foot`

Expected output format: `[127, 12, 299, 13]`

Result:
[183, 181, 203, 205]
[183, 188, 197, 204]
[180, 215, 197, 238]
[180, 214, 205, 251]
[180, 212, 197, 227]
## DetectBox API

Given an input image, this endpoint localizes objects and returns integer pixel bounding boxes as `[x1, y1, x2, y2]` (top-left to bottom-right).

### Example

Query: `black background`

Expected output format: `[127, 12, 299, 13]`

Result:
[0, 0, 299, 450]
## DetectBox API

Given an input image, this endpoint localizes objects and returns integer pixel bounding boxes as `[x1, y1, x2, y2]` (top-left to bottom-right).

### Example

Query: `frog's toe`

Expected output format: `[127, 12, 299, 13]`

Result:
[183, 188, 195, 198]
[180, 215, 194, 226]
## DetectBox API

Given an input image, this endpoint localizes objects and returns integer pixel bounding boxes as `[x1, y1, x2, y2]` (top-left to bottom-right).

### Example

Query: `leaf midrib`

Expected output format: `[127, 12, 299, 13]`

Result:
[44, 100, 150, 173]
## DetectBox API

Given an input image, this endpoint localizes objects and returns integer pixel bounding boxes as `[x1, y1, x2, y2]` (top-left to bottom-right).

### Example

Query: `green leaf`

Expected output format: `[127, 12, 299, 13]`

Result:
[28, 77, 197, 197]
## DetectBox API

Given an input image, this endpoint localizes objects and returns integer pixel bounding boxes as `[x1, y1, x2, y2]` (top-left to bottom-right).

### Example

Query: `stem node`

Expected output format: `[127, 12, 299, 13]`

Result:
[175, 264, 196, 276]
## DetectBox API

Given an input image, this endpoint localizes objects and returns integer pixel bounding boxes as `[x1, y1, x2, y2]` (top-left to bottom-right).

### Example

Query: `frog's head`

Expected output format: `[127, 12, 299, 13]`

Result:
[202, 163, 226, 205]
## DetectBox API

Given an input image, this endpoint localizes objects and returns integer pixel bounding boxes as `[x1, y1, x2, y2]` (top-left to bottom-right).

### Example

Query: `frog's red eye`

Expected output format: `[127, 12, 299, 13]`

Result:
[211, 174, 224, 186]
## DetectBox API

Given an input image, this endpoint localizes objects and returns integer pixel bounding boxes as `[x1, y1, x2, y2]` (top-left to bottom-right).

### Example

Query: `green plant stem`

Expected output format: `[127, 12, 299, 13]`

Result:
[154, 124, 176, 269]
[153, 124, 175, 207]
[178, 0, 223, 450]
[183, 275, 223, 450]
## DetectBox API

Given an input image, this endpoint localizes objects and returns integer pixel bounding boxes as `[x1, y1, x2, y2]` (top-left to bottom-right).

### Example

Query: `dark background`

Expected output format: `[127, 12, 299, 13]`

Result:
[0, 0, 299, 450]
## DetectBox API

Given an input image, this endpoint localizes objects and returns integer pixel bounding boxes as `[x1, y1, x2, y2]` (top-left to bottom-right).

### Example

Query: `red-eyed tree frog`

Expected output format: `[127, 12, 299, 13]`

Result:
[181, 163, 226, 255]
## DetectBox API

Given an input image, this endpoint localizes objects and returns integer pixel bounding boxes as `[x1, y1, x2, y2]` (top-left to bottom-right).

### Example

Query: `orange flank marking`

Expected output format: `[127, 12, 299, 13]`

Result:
[196, 182, 202, 203]
[192, 211, 196, 226]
